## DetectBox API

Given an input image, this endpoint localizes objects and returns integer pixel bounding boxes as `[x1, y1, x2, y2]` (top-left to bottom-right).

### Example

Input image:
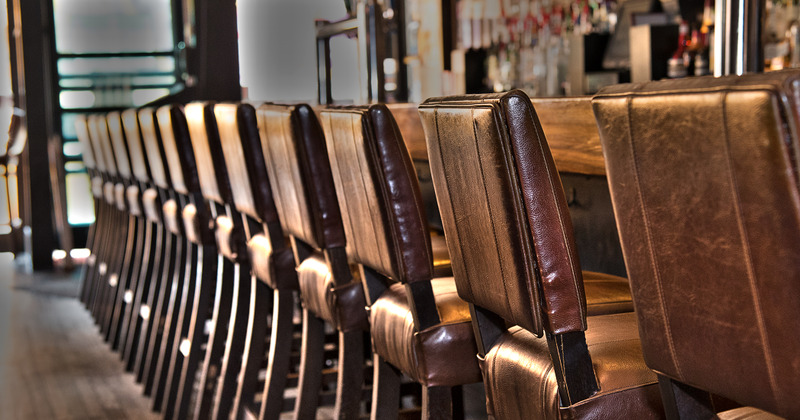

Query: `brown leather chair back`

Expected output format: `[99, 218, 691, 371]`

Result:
[258, 103, 345, 250]
[106, 111, 134, 180]
[137, 108, 171, 190]
[593, 71, 800, 417]
[320, 105, 432, 284]
[419, 90, 587, 336]
[214, 103, 279, 224]
[74, 114, 97, 171]
[120, 109, 150, 184]
[87, 114, 115, 176]
[185, 102, 233, 206]
[155, 105, 203, 195]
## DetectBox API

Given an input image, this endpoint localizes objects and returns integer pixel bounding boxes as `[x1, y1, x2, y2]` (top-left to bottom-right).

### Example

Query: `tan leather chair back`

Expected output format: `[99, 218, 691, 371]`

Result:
[155, 105, 203, 195]
[137, 108, 171, 190]
[420, 90, 587, 336]
[74, 114, 97, 171]
[185, 102, 232, 206]
[120, 109, 150, 184]
[321, 105, 432, 284]
[106, 111, 133, 180]
[87, 114, 113, 175]
[593, 71, 800, 417]
[258, 103, 345, 250]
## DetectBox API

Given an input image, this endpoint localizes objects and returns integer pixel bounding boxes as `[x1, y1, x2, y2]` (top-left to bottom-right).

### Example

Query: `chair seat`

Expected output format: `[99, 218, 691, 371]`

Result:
[215, 215, 247, 263]
[181, 203, 214, 246]
[246, 233, 297, 290]
[718, 407, 785, 420]
[369, 278, 482, 387]
[583, 271, 633, 316]
[430, 235, 452, 278]
[482, 312, 662, 419]
[296, 251, 367, 332]
[126, 185, 142, 217]
[163, 199, 183, 236]
[142, 188, 161, 224]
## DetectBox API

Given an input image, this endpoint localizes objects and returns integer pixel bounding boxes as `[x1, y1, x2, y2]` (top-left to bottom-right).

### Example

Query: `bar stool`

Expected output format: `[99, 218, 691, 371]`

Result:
[150, 104, 221, 420]
[213, 103, 300, 420]
[594, 71, 800, 419]
[257, 103, 368, 419]
[320, 104, 481, 419]
[419, 90, 664, 419]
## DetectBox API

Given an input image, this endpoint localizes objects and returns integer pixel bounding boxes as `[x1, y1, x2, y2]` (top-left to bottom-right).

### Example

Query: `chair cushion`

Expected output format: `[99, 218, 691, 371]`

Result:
[104, 182, 116, 206]
[142, 188, 161, 224]
[126, 185, 142, 217]
[215, 215, 247, 263]
[247, 233, 297, 290]
[430, 234, 452, 278]
[296, 251, 367, 332]
[583, 271, 633, 316]
[718, 407, 784, 420]
[114, 183, 127, 212]
[181, 203, 213, 246]
[91, 176, 103, 198]
[162, 199, 183, 236]
[481, 312, 662, 419]
[370, 278, 482, 387]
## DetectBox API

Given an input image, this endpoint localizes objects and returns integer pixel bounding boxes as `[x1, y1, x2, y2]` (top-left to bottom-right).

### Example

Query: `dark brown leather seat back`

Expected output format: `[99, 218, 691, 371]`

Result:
[320, 105, 432, 284]
[593, 71, 800, 417]
[257, 103, 345, 250]
[214, 103, 279, 225]
[184, 102, 233, 206]
[419, 90, 587, 336]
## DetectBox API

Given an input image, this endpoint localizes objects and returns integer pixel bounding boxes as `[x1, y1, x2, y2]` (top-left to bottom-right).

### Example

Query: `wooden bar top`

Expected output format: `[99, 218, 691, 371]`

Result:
[388, 96, 605, 176]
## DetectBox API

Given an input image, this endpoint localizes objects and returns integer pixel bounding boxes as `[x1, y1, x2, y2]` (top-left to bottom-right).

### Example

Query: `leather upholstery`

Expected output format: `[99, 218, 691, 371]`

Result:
[162, 199, 183, 236]
[142, 188, 161, 224]
[91, 176, 103, 199]
[481, 313, 661, 419]
[594, 71, 800, 418]
[185, 102, 234, 206]
[583, 271, 633, 316]
[296, 251, 367, 332]
[215, 215, 246, 263]
[214, 103, 279, 224]
[93, 114, 119, 177]
[247, 233, 298, 290]
[104, 182, 116, 206]
[258, 103, 345, 250]
[106, 111, 133, 179]
[121, 108, 150, 184]
[369, 278, 481, 387]
[86, 115, 109, 174]
[717, 407, 785, 420]
[74, 115, 97, 171]
[321, 105, 433, 284]
[420, 91, 587, 335]
[139, 108, 172, 190]
[429, 234, 452, 278]
[125, 185, 142, 217]
[182, 203, 213, 246]
[114, 183, 127, 211]
[156, 105, 200, 195]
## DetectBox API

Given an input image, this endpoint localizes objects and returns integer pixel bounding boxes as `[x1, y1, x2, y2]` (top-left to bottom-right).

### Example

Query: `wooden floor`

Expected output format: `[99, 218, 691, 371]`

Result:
[0, 254, 160, 420]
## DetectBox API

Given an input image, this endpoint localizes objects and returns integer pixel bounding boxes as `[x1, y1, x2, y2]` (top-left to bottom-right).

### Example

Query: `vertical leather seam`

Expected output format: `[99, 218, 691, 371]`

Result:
[625, 95, 685, 379]
[720, 92, 780, 406]
[522, 101, 585, 325]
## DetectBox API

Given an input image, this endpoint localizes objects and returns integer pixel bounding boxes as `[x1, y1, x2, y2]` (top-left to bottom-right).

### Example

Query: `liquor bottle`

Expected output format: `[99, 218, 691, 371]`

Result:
[667, 21, 689, 78]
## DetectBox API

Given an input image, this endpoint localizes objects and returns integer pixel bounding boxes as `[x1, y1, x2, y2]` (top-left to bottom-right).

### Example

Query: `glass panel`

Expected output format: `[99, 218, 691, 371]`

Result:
[64, 161, 86, 172]
[61, 114, 78, 139]
[60, 90, 95, 109]
[53, 0, 174, 54]
[58, 56, 175, 77]
[66, 173, 95, 225]
[131, 87, 171, 106]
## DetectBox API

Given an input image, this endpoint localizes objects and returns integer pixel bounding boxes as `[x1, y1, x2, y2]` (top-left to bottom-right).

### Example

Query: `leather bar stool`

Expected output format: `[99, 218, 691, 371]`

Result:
[74, 115, 105, 310]
[213, 103, 298, 420]
[150, 104, 220, 420]
[594, 71, 800, 419]
[419, 90, 664, 419]
[321, 104, 481, 419]
[257, 103, 368, 420]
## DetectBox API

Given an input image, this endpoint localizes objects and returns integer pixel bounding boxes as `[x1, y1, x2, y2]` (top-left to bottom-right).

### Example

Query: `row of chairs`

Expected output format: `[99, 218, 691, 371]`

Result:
[77, 69, 797, 420]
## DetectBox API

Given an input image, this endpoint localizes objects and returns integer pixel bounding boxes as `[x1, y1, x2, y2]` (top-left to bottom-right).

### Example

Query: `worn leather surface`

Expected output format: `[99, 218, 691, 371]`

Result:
[114, 183, 126, 212]
[91, 176, 103, 198]
[103, 182, 115, 206]
[370, 278, 481, 387]
[156, 105, 204, 196]
[481, 313, 661, 419]
[247, 233, 298, 290]
[162, 199, 182, 236]
[429, 234, 452, 277]
[321, 105, 433, 284]
[106, 111, 133, 179]
[215, 103, 280, 223]
[125, 185, 143, 217]
[86, 115, 109, 174]
[718, 407, 786, 420]
[215, 215, 247, 263]
[296, 251, 367, 332]
[185, 102, 234, 206]
[181, 203, 213, 246]
[583, 271, 633, 316]
[142, 188, 161, 224]
[94, 115, 120, 177]
[594, 70, 800, 418]
[258, 103, 346, 250]
[138, 108, 171, 190]
[121, 109, 150, 184]
[74, 115, 97, 171]
[420, 91, 588, 335]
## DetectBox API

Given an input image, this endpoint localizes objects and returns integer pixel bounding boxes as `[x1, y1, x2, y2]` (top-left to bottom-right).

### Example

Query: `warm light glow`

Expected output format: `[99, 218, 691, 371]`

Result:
[52, 249, 68, 260]
[70, 248, 90, 259]
[179, 339, 191, 357]
[140, 305, 151, 320]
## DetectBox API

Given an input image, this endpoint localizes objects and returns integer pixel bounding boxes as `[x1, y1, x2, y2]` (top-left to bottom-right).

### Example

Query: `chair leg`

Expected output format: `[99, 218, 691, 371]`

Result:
[116, 219, 154, 356]
[211, 262, 252, 420]
[231, 277, 272, 420]
[657, 375, 716, 420]
[422, 385, 453, 420]
[257, 289, 295, 420]
[109, 215, 146, 350]
[370, 354, 401, 420]
[293, 308, 326, 420]
[103, 214, 137, 343]
[173, 244, 218, 420]
[193, 256, 235, 420]
[334, 329, 365, 420]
